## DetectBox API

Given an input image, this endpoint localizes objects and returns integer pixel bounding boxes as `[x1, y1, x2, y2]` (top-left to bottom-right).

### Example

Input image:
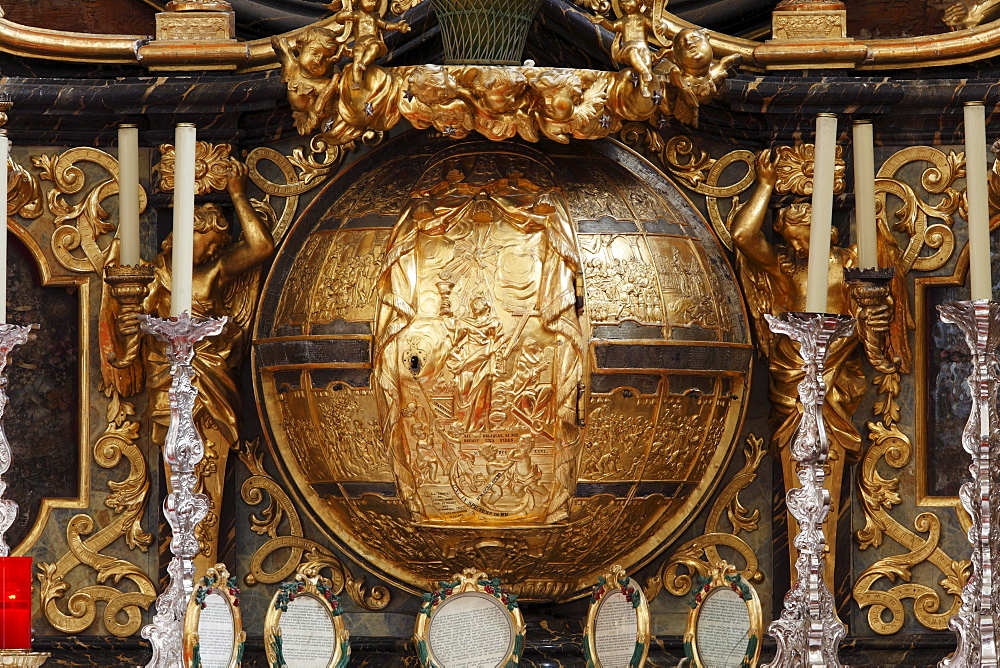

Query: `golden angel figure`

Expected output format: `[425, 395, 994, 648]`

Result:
[272, 26, 348, 134]
[661, 29, 741, 127]
[730, 149, 911, 588]
[588, 0, 667, 97]
[102, 158, 275, 574]
[332, 0, 410, 89]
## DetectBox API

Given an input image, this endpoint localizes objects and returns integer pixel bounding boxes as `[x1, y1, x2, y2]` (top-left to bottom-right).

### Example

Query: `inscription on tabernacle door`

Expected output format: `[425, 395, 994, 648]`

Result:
[695, 588, 752, 667]
[196, 592, 235, 668]
[279, 595, 337, 667]
[428, 592, 514, 668]
[594, 588, 638, 668]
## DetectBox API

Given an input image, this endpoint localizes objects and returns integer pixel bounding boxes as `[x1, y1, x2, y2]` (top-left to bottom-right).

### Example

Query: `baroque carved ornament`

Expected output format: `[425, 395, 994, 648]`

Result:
[272, 0, 741, 147]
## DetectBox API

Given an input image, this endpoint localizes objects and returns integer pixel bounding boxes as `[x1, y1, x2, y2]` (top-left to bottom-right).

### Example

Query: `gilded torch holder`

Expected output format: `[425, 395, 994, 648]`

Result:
[139, 312, 227, 668]
[937, 300, 1000, 668]
[762, 311, 853, 668]
[845, 267, 899, 375]
[0, 324, 32, 557]
[104, 264, 155, 369]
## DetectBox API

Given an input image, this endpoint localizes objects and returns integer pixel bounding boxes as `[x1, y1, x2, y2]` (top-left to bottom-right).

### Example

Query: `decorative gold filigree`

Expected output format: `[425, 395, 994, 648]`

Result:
[245, 134, 362, 241]
[36, 391, 156, 636]
[645, 434, 766, 601]
[154, 141, 233, 195]
[32, 147, 148, 274]
[272, 2, 740, 145]
[238, 438, 391, 611]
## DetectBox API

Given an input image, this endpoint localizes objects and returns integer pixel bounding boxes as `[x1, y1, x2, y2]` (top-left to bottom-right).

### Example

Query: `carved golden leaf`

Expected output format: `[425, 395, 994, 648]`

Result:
[774, 143, 846, 196]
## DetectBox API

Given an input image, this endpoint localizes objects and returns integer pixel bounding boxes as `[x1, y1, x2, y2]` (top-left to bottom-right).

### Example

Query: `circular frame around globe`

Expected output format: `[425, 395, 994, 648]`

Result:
[253, 131, 751, 600]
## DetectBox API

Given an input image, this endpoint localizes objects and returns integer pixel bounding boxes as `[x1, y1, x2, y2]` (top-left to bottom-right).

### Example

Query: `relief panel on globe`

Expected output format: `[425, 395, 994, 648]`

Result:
[254, 135, 752, 599]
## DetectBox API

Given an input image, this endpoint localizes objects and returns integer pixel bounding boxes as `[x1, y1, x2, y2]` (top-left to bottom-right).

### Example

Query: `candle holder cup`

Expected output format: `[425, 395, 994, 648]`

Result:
[140, 312, 227, 668]
[845, 267, 900, 374]
[104, 264, 155, 369]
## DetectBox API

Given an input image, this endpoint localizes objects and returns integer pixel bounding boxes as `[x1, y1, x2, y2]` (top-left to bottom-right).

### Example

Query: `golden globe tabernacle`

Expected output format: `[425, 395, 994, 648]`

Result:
[252, 131, 752, 600]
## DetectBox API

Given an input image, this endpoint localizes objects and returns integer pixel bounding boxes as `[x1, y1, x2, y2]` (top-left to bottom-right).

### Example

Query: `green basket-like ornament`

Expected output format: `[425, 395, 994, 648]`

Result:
[429, 0, 542, 65]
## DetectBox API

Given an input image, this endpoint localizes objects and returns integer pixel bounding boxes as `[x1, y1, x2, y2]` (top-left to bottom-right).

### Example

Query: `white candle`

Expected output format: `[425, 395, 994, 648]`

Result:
[965, 102, 992, 301]
[853, 120, 878, 270]
[117, 124, 141, 267]
[0, 132, 8, 325]
[171, 123, 196, 317]
[807, 113, 838, 313]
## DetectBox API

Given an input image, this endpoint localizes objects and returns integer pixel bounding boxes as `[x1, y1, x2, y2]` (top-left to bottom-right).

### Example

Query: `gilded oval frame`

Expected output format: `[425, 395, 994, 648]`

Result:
[264, 564, 351, 668]
[413, 570, 526, 668]
[681, 562, 762, 668]
[583, 566, 650, 668]
[183, 564, 246, 668]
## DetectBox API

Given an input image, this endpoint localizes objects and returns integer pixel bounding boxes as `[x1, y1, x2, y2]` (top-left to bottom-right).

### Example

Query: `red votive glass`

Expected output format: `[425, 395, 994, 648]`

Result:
[0, 557, 32, 649]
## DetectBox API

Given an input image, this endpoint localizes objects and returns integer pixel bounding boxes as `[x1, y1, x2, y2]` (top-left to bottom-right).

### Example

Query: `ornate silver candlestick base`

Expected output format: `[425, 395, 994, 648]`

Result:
[0, 324, 32, 556]
[139, 313, 227, 668]
[762, 311, 853, 668]
[938, 300, 1000, 668]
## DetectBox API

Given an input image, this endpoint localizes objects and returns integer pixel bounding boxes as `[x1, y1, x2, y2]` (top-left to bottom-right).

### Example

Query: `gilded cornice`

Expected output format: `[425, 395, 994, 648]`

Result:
[0, 3, 998, 72]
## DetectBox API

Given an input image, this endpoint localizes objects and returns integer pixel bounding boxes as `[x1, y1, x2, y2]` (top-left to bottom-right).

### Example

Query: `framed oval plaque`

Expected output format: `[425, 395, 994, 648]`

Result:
[583, 566, 650, 668]
[682, 562, 762, 668]
[183, 564, 245, 668]
[414, 569, 525, 668]
[264, 563, 350, 668]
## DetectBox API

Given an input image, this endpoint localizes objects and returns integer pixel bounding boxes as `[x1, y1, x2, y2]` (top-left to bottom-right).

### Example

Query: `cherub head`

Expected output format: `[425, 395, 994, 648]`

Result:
[620, 0, 645, 14]
[530, 70, 583, 122]
[294, 27, 341, 78]
[475, 68, 528, 114]
[360, 0, 379, 12]
[408, 65, 460, 106]
[672, 28, 713, 79]
[161, 203, 231, 265]
[772, 202, 839, 259]
[470, 296, 491, 317]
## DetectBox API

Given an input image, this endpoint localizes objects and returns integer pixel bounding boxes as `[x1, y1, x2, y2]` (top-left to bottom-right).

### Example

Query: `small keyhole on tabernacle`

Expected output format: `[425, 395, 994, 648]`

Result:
[622, 389, 633, 398]
[410, 356, 422, 374]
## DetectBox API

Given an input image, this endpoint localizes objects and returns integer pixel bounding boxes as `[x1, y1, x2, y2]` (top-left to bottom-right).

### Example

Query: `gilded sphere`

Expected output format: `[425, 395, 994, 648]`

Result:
[253, 134, 751, 600]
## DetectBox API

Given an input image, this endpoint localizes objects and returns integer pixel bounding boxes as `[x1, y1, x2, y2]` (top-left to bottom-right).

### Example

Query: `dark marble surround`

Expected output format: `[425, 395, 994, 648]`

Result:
[32, 632, 957, 667]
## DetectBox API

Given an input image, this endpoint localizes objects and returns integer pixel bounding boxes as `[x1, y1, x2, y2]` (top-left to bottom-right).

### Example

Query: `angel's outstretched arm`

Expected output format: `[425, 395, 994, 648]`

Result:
[217, 160, 275, 284]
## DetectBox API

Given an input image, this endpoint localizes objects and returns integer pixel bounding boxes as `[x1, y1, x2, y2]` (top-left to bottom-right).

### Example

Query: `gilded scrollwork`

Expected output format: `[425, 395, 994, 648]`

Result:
[32, 147, 146, 274]
[238, 438, 390, 611]
[645, 433, 766, 601]
[36, 391, 156, 637]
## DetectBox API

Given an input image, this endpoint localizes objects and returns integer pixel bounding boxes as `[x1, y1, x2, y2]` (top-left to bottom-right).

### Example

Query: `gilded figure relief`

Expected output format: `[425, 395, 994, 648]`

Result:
[730, 149, 911, 587]
[373, 150, 586, 525]
[104, 158, 275, 572]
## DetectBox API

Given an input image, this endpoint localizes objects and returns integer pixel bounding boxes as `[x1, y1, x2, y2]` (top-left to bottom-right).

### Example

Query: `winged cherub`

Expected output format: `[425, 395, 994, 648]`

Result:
[589, 0, 667, 97]
[662, 28, 741, 127]
[333, 0, 410, 89]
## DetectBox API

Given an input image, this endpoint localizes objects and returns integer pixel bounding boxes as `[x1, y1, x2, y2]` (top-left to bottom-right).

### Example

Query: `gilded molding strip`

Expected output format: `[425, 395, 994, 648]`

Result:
[238, 438, 390, 611]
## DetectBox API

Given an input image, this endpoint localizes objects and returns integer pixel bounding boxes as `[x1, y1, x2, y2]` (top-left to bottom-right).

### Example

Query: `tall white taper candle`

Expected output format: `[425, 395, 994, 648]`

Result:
[807, 113, 838, 313]
[965, 102, 992, 301]
[853, 120, 878, 269]
[0, 132, 8, 325]
[118, 125, 141, 267]
[171, 123, 196, 317]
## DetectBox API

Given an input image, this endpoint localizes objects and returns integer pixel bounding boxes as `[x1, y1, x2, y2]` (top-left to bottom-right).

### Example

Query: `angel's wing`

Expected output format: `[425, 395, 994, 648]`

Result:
[735, 250, 777, 356]
[876, 219, 913, 373]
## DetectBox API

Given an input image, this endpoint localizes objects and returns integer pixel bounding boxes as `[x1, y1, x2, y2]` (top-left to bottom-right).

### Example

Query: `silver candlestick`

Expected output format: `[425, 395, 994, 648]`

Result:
[762, 311, 853, 668]
[140, 312, 227, 668]
[938, 300, 1000, 668]
[0, 323, 32, 556]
